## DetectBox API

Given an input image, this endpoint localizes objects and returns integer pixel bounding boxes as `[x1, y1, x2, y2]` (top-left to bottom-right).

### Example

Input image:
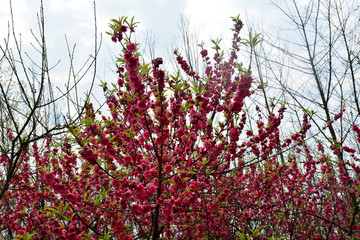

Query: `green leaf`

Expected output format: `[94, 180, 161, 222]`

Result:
[14, 232, 36, 240]
[45, 207, 60, 215]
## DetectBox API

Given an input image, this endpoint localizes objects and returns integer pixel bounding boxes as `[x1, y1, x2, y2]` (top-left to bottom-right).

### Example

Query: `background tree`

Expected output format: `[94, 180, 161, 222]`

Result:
[247, 0, 360, 236]
[170, 16, 201, 76]
[249, 0, 359, 145]
[0, 0, 100, 237]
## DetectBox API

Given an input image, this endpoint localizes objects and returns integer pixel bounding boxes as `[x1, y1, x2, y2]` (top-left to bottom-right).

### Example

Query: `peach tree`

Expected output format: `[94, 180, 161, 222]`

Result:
[1, 16, 360, 240]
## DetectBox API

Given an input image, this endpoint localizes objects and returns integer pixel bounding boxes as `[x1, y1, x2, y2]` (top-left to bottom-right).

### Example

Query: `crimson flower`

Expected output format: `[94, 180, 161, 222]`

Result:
[127, 42, 137, 53]
[200, 49, 208, 58]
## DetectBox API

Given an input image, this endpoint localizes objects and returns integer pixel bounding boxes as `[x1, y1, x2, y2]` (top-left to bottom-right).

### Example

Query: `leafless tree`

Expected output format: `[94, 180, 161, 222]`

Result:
[247, 0, 360, 237]
[167, 16, 201, 80]
[251, 0, 359, 145]
[0, 0, 100, 204]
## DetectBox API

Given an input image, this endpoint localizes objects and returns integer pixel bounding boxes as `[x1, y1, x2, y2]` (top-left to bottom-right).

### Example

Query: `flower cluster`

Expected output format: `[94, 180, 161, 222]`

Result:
[111, 25, 128, 43]
[1, 15, 360, 240]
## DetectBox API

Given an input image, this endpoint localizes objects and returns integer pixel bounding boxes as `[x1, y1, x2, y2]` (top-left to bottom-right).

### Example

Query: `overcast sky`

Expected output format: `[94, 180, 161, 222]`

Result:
[0, 0, 282, 104]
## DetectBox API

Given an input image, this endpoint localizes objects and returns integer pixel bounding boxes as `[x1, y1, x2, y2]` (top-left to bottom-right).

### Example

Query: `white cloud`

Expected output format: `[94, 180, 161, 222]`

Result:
[183, 0, 279, 44]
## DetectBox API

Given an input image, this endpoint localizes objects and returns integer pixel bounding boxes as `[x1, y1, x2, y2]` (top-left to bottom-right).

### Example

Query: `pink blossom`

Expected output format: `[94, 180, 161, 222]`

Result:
[112, 179, 121, 189]
[156, 135, 166, 145]
[124, 155, 132, 164]
[229, 128, 239, 142]
[126, 42, 137, 53]
[144, 170, 154, 179]
[164, 164, 173, 173]
[200, 49, 208, 58]
[147, 182, 157, 194]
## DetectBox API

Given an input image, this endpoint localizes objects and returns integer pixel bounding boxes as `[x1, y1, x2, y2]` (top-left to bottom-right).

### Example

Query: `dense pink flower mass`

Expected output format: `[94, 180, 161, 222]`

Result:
[0, 15, 360, 240]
